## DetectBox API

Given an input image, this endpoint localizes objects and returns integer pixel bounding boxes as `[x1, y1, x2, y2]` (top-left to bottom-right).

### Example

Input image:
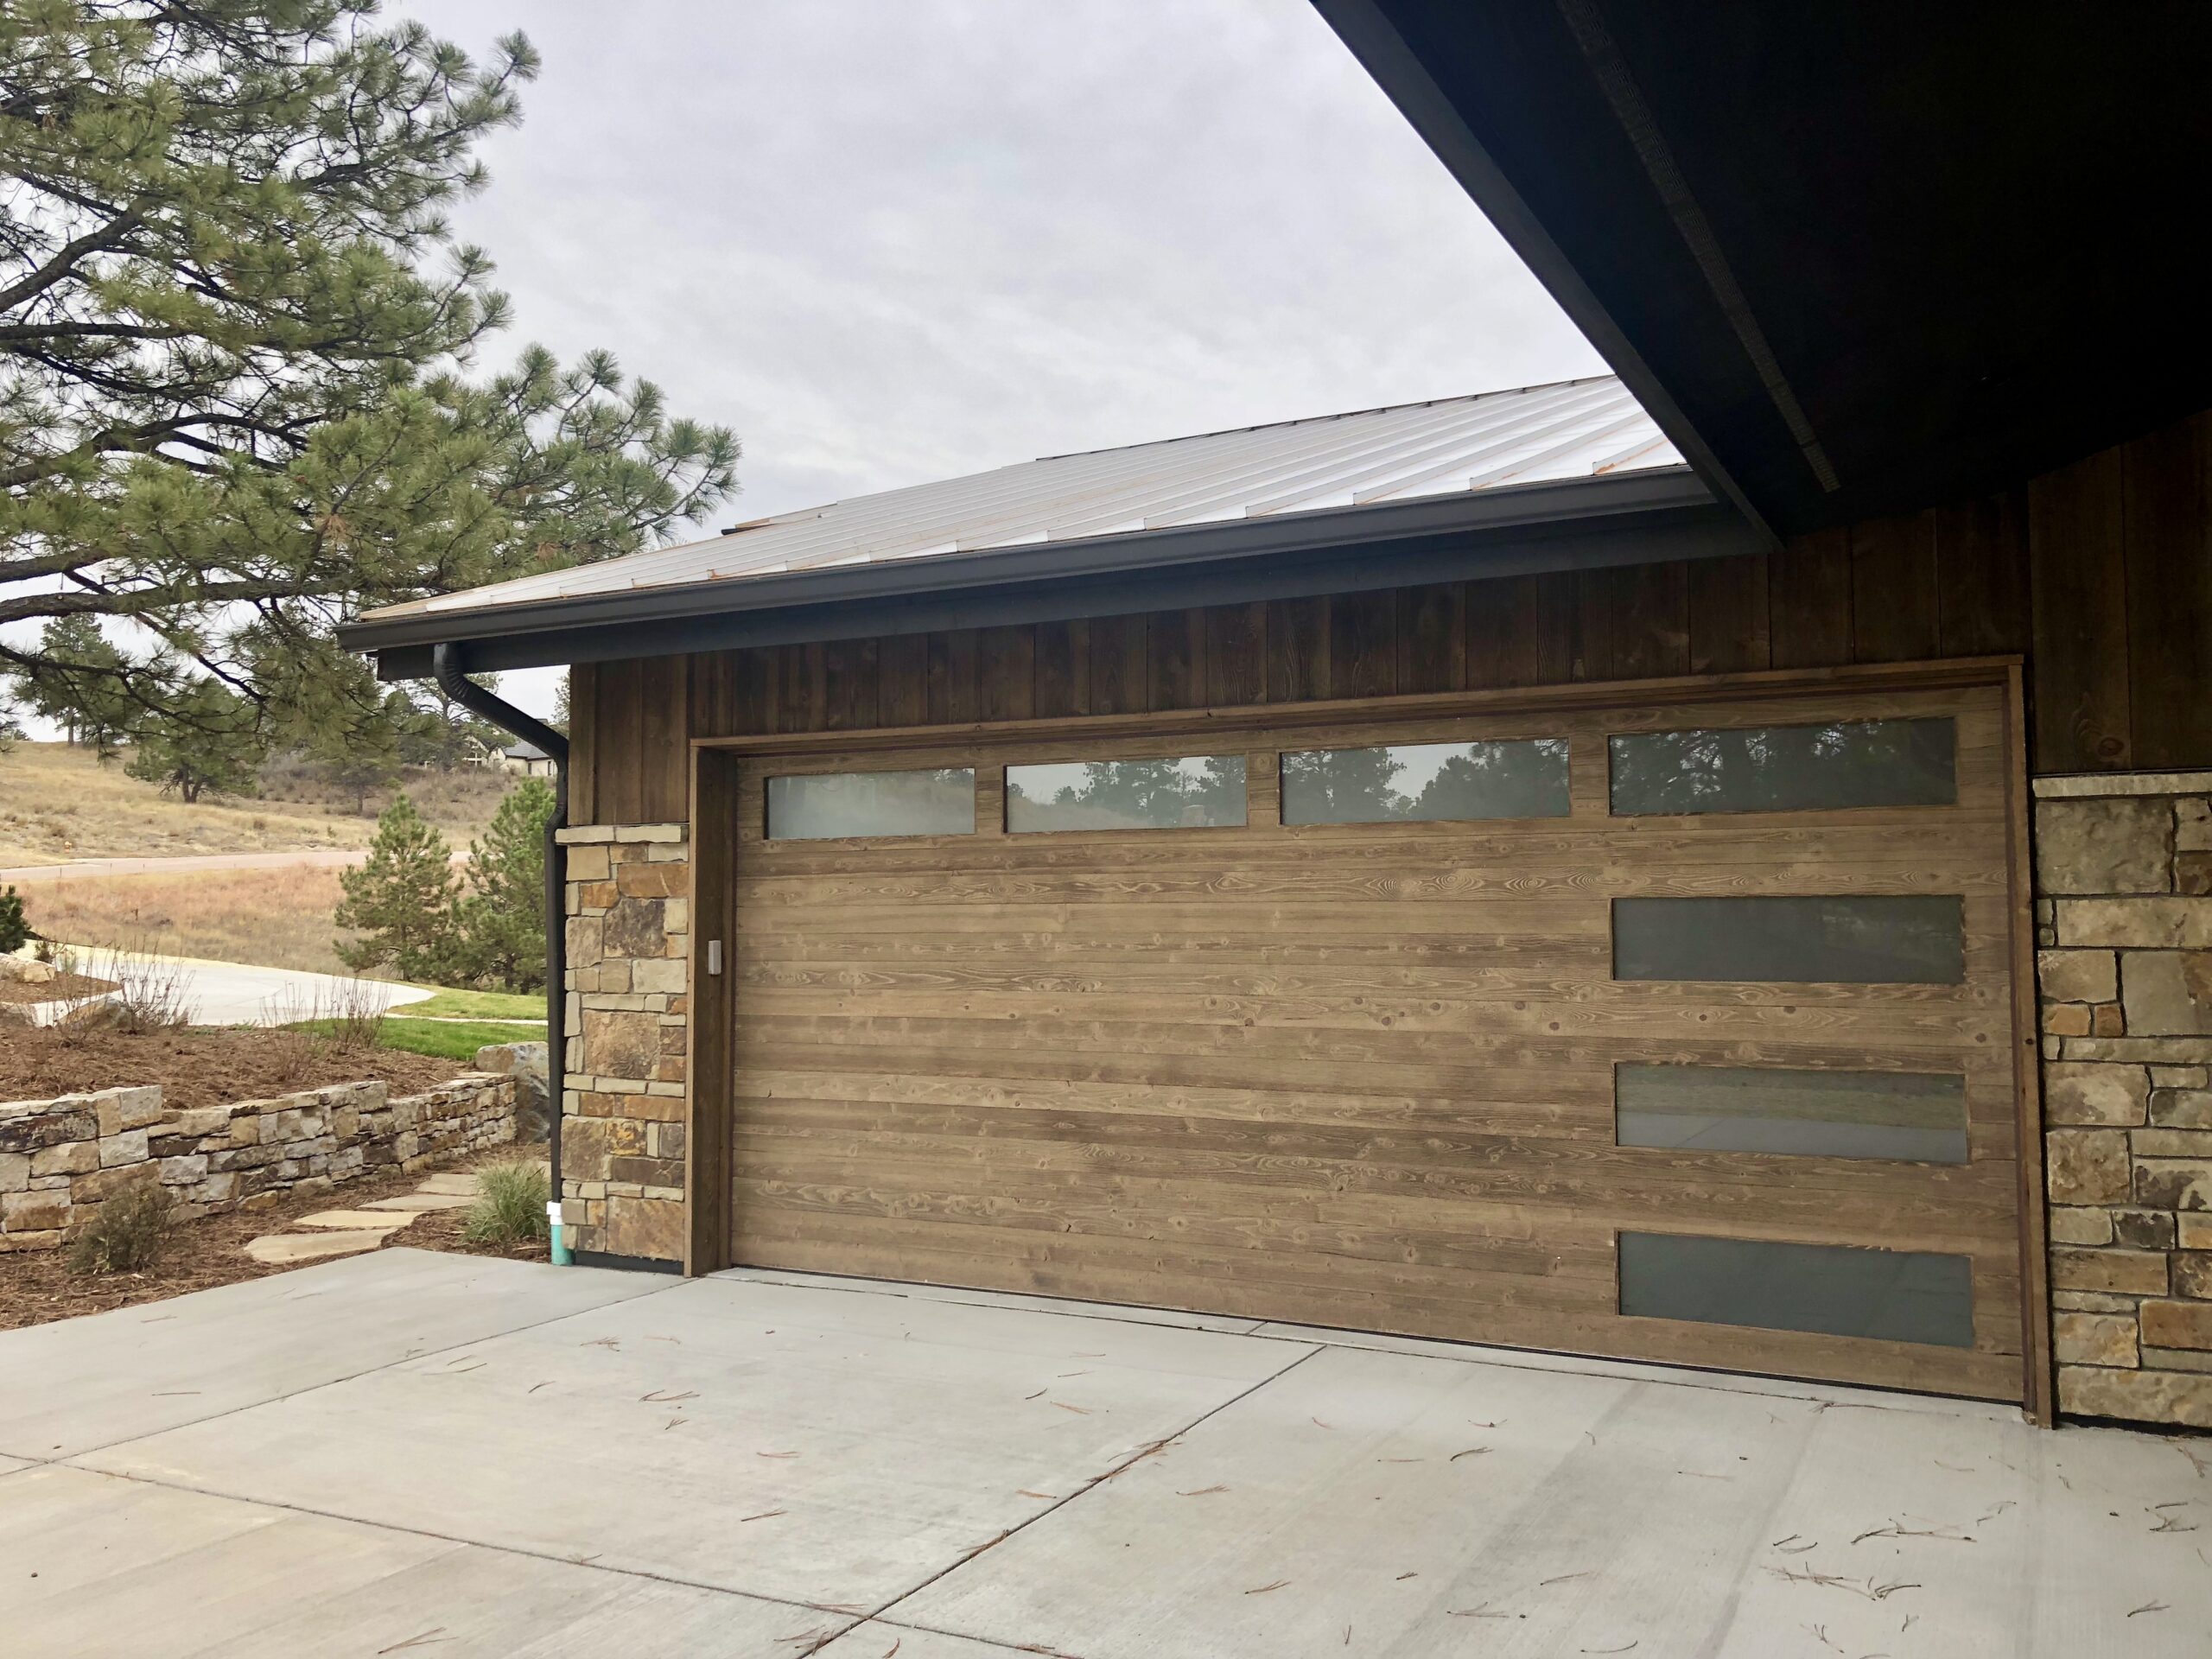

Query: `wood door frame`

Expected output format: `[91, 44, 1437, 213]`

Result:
[682, 654, 2050, 1418]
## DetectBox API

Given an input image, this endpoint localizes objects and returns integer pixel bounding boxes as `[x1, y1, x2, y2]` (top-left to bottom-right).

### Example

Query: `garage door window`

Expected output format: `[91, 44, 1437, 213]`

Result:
[1618, 1231, 1974, 1348]
[1609, 718, 1955, 815]
[1612, 895, 1965, 983]
[1281, 738, 1569, 824]
[766, 767, 976, 840]
[1007, 756, 1246, 832]
[1616, 1065, 1969, 1162]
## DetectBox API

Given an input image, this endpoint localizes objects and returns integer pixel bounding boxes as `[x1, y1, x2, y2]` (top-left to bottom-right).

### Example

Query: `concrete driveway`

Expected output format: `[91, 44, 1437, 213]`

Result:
[25, 950, 433, 1027]
[1, 1252, 2205, 1657]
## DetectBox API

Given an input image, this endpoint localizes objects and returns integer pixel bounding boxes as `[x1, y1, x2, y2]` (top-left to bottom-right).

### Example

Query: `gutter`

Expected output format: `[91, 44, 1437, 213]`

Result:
[431, 645, 574, 1267]
[340, 467, 1727, 669]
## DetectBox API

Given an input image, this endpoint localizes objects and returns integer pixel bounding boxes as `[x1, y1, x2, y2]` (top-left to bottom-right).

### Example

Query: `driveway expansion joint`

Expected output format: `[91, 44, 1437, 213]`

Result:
[800, 1342, 1325, 1658]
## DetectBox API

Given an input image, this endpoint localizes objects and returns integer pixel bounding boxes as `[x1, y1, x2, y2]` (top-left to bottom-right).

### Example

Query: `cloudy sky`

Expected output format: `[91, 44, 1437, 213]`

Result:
[404, 0, 1602, 540]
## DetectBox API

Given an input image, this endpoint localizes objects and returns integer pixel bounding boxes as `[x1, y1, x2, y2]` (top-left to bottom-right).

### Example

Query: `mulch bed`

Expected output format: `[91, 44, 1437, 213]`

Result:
[0, 1145, 549, 1332]
[0, 1024, 457, 1109]
[0, 970, 116, 1005]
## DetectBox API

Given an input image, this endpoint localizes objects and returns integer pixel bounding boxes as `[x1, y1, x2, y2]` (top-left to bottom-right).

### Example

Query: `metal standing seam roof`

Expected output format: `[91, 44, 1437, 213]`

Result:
[362, 373, 1680, 626]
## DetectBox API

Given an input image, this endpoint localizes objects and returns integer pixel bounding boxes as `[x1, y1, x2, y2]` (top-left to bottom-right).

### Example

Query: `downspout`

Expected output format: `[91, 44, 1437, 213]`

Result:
[432, 644, 573, 1266]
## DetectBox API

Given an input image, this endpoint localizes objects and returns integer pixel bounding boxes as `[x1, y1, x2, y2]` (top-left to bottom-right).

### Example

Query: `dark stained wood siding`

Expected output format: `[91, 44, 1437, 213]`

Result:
[569, 410, 2212, 820]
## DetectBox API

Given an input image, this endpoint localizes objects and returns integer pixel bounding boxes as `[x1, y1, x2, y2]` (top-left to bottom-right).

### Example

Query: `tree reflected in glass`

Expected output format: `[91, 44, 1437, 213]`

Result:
[1007, 756, 1245, 830]
[1281, 739, 1569, 823]
[1609, 720, 1954, 815]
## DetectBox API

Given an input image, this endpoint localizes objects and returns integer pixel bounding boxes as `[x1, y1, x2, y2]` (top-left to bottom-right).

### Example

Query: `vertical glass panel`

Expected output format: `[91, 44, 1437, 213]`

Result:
[1281, 739, 1569, 824]
[766, 768, 975, 840]
[1006, 756, 1246, 832]
[1612, 896, 1964, 983]
[1609, 718, 1955, 815]
[1617, 1066, 1968, 1163]
[1618, 1232, 1974, 1348]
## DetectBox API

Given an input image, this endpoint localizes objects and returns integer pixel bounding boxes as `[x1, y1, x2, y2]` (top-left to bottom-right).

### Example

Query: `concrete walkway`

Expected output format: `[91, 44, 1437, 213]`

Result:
[1, 1255, 2205, 1656]
[23, 950, 433, 1027]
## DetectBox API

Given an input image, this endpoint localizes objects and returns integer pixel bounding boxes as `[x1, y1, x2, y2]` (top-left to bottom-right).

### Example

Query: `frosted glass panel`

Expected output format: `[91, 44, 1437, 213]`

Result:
[1612, 896, 1965, 983]
[1617, 1066, 1968, 1163]
[1281, 739, 1569, 824]
[766, 768, 975, 840]
[1618, 1232, 1974, 1348]
[1610, 718, 1955, 815]
[1006, 756, 1245, 832]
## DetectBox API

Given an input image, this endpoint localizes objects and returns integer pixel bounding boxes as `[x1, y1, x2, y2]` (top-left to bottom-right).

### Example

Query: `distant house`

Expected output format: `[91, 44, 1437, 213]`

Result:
[498, 741, 555, 779]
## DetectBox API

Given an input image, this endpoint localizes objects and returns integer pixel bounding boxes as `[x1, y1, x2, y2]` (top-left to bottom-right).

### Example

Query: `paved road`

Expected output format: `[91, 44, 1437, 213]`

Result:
[25, 950, 433, 1027]
[0, 1252, 2204, 1656]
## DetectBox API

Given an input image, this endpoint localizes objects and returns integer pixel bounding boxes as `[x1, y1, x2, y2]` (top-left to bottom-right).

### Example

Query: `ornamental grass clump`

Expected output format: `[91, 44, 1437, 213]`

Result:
[69, 1176, 174, 1275]
[464, 1160, 550, 1247]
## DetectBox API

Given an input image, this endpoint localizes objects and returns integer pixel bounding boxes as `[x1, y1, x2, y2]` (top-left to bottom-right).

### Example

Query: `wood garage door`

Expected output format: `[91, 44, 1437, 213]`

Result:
[720, 676, 2035, 1401]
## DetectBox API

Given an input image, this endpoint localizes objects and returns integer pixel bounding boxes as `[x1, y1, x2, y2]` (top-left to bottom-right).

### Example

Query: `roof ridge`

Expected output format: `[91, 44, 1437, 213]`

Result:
[1029, 373, 1622, 463]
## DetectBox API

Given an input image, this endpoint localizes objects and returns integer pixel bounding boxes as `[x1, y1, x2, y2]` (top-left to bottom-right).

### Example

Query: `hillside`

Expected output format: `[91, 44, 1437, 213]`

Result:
[0, 741, 521, 867]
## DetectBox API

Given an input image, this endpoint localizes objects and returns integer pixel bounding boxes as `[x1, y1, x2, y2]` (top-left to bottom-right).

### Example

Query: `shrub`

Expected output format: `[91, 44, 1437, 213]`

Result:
[98, 942, 198, 1032]
[70, 1177, 174, 1274]
[464, 1160, 550, 1247]
[0, 884, 28, 954]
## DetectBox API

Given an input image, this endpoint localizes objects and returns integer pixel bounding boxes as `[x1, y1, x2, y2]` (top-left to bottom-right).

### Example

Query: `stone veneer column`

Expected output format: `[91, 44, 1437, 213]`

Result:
[557, 822, 690, 1263]
[2035, 772, 2212, 1427]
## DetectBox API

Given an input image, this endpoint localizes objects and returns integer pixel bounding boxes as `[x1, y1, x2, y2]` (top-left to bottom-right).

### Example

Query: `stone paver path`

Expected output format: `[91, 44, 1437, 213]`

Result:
[241, 1169, 482, 1263]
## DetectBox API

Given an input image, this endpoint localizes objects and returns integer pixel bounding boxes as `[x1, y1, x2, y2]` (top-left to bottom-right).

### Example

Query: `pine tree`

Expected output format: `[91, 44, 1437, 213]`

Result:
[15, 617, 132, 756]
[448, 778, 556, 993]
[0, 886, 29, 955]
[125, 679, 264, 803]
[1, 3, 737, 727]
[334, 795, 458, 981]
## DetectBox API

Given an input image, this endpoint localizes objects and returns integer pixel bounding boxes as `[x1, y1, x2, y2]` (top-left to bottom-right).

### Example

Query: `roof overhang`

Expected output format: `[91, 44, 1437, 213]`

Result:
[346, 467, 1745, 678]
[1314, 1, 2212, 538]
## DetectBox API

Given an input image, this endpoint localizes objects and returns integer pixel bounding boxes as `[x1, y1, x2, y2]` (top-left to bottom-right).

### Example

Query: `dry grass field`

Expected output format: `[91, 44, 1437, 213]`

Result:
[20, 866, 366, 976]
[0, 741, 519, 867]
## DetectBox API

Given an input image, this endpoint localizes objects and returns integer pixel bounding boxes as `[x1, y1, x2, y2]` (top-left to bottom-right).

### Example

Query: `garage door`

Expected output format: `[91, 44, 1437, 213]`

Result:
[723, 678, 2031, 1401]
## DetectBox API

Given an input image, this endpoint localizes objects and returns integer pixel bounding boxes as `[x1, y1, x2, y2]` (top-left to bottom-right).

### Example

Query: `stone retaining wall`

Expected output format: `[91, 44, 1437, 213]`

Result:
[557, 821, 690, 1263]
[2035, 771, 2212, 1427]
[0, 1073, 517, 1252]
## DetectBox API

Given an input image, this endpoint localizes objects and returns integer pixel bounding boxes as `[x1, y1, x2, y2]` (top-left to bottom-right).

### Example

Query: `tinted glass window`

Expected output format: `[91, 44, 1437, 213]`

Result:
[1618, 1232, 1974, 1348]
[766, 768, 975, 840]
[1612, 896, 1964, 983]
[1610, 719, 1955, 815]
[1617, 1066, 1968, 1163]
[1281, 739, 1569, 824]
[1006, 756, 1246, 832]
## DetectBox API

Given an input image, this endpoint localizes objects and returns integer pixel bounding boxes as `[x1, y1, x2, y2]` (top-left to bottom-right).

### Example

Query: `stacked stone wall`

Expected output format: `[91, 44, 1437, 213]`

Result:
[557, 822, 690, 1262]
[2035, 772, 2212, 1427]
[0, 1073, 517, 1251]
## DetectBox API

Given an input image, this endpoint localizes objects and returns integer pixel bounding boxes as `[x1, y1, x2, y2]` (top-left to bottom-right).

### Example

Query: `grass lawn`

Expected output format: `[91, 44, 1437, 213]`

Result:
[364, 1015, 548, 1063]
[398, 986, 547, 1020]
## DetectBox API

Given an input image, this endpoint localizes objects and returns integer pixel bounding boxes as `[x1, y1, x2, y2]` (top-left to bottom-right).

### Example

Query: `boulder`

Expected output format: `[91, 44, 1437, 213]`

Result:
[474, 1041, 551, 1143]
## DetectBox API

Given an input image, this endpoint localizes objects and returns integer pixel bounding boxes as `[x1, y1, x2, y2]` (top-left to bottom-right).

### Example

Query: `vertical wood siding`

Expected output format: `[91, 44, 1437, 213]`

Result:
[569, 410, 2212, 821]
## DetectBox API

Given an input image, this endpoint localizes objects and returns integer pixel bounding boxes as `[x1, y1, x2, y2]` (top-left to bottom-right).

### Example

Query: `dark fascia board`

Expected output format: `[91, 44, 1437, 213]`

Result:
[353, 468, 1736, 678]
[1307, 0, 1776, 545]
